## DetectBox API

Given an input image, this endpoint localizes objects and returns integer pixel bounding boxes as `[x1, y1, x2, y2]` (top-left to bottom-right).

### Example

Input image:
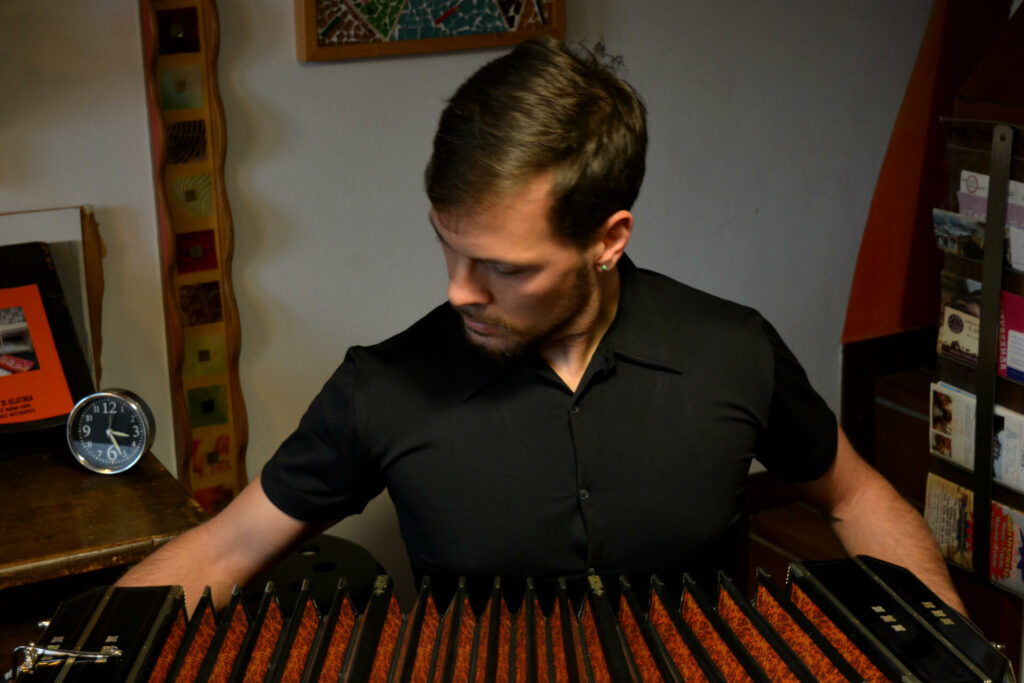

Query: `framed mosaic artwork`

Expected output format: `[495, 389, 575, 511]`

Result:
[294, 0, 566, 62]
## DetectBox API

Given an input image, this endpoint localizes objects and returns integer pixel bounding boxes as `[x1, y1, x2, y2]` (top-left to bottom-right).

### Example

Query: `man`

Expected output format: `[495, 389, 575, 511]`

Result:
[120, 36, 965, 616]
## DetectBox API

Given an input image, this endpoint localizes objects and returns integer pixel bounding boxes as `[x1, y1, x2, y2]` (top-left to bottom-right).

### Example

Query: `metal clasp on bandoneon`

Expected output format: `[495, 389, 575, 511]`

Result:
[11, 643, 122, 675]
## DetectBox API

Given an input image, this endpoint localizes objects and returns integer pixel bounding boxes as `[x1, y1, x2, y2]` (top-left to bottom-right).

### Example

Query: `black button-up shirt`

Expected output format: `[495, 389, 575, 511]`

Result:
[262, 256, 837, 594]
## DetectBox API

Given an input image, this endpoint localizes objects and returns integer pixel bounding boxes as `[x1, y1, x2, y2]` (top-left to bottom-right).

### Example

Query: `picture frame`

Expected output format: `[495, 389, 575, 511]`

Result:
[0, 207, 106, 388]
[294, 0, 566, 62]
[0, 242, 95, 441]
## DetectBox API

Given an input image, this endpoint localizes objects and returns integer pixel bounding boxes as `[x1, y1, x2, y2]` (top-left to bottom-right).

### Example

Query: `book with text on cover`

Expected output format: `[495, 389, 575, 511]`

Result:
[990, 500, 1024, 597]
[924, 472, 974, 571]
[929, 381, 1024, 495]
[937, 269, 1024, 383]
[0, 207, 104, 387]
[0, 242, 93, 440]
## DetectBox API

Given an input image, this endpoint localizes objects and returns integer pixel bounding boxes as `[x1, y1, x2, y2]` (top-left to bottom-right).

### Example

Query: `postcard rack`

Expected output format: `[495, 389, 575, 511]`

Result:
[936, 120, 1024, 585]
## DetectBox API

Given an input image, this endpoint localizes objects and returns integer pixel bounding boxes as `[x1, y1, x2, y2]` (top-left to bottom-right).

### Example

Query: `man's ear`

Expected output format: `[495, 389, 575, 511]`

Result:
[592, 210, 633, 270]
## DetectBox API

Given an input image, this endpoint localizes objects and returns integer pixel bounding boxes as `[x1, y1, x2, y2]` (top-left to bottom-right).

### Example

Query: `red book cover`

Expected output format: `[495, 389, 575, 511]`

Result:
[0, 283, 74, 425]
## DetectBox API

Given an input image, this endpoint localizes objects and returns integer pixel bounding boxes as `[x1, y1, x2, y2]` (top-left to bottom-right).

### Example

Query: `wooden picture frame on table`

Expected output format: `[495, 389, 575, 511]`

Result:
[294, 0, 566, 62]
[0, 242, 95, 449]
[0, 207, 106, 388]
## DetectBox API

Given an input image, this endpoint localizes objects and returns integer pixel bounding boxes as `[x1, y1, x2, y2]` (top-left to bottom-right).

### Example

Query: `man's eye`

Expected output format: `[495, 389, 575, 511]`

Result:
[491, 264, 524, 276]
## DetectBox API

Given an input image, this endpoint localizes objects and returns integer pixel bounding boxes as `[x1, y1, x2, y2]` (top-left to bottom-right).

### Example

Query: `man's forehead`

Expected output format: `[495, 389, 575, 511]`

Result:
[430, 204, 540, 245]
[428, 206, 457, 231]
[428, 211, 458, 247]
[429, 208, 475, 242]
[430, 203, 495, 237]
[432, 174, 555, 222]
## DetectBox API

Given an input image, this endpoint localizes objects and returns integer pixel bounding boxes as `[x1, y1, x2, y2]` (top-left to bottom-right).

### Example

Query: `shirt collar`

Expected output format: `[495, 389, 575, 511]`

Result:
[602, 255, 683, 374]
[452, 254, 682, 401]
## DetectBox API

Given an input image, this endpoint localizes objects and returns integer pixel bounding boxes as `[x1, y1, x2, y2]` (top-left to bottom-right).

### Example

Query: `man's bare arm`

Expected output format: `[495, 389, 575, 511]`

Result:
[796, 426, 967, 615]
[117, 474, 330, 614]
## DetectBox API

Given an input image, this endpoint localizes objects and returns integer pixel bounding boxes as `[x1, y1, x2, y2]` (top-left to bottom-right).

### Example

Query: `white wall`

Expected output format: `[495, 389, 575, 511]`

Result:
[0, 4, 171, 460]
[2, 1, 931, 602]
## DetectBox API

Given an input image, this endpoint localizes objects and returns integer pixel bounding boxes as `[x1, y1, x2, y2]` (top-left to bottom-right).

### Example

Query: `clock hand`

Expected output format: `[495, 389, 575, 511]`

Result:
[106, 427, 123, 456]
[110, 430, 130, 438]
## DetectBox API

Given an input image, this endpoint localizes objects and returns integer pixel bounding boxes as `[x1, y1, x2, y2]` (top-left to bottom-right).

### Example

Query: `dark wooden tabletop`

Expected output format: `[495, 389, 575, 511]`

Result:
[0, 442, 207, 666]
[0, 443, 207, 589]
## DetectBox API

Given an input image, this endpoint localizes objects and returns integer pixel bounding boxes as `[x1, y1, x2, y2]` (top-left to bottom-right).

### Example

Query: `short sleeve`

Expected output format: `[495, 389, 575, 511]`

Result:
[755, 318, 838, 482]
[260, 352, 386, 521]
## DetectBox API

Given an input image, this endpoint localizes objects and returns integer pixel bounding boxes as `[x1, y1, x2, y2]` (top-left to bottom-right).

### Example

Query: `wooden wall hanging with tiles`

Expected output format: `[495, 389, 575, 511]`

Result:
[140, 0, 248, 513]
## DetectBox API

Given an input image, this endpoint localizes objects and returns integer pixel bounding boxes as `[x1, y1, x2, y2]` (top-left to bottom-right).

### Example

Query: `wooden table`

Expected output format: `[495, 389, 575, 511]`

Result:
[0, 440, 206, 661]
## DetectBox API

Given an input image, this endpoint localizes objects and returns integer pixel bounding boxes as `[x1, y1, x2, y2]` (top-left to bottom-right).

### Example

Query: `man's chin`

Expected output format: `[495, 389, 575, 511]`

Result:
[463, 327, 525, 360]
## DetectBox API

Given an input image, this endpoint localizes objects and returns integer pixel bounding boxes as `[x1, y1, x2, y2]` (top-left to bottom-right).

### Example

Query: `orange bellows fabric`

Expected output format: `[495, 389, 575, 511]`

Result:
[12, 557, 1012, 682]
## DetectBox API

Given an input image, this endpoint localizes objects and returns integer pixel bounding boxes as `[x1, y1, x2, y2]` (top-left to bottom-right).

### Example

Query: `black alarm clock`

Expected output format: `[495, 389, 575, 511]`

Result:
[66, 389, 155, 474]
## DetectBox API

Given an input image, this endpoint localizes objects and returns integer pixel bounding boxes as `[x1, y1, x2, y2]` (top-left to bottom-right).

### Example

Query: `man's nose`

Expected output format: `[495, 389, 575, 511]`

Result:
[447, 259, 490, 308]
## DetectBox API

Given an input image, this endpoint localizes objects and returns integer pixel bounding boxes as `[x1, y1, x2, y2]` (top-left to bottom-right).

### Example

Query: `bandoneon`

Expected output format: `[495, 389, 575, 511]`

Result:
[6, 556, 1014, 682]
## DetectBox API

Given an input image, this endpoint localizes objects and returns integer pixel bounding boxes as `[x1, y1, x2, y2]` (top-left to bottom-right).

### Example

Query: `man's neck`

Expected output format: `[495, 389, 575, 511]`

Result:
[539, 270, 621, 393]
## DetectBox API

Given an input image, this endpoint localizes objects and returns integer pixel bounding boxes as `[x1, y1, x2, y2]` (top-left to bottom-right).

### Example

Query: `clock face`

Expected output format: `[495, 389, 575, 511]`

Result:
[67, 391, 154, 474]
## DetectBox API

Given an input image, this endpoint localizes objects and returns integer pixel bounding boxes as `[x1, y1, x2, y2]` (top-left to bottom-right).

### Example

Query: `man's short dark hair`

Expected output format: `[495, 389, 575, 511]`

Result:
[425, 35, 647, 248]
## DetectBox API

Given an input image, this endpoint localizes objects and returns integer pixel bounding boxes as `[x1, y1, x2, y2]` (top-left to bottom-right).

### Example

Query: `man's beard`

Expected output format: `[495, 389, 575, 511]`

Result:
[458, 262, 593, 360]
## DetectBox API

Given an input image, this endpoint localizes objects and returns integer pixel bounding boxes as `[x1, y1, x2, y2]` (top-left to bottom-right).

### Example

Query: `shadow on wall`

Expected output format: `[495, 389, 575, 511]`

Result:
[326, 492, 415, 608]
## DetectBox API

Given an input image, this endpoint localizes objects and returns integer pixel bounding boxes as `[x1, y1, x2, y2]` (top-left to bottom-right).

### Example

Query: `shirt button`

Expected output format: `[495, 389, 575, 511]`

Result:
[570, 405, 580, 415]
[579, 488, 590, 502]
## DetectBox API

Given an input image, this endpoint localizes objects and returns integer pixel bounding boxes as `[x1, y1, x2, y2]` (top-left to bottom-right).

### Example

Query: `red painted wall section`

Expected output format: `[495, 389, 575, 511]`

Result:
[842, 0, 1009, 344]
